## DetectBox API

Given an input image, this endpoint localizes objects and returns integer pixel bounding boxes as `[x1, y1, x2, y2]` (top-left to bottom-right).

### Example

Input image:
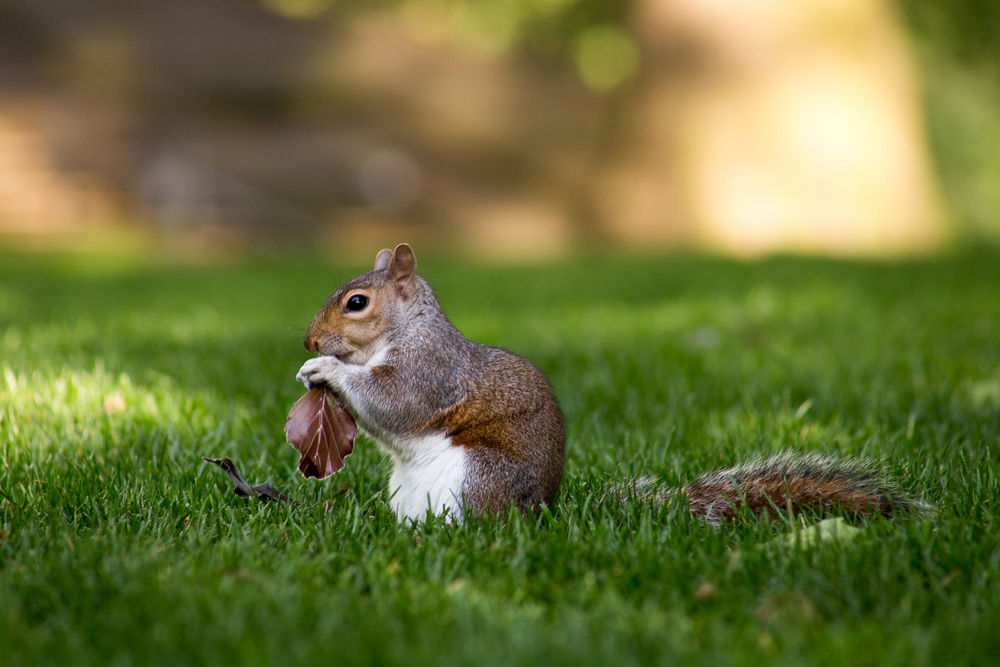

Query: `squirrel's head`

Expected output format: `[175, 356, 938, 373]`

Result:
[304, 243, 420, 364]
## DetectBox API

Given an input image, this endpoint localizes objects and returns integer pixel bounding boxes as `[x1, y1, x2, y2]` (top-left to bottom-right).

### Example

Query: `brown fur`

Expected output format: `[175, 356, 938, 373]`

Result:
[304, 276, 395, 363]
[630, 452, 926, 524]
[685, 477, 894, 521]
[427, 349, 565, 515]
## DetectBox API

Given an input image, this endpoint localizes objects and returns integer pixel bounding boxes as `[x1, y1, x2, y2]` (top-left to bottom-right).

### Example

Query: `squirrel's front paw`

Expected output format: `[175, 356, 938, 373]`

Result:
[296, 356, 345, 390]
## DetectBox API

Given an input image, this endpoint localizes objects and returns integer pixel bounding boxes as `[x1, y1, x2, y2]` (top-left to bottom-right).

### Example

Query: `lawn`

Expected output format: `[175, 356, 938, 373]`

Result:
[1, 244, 998, 666]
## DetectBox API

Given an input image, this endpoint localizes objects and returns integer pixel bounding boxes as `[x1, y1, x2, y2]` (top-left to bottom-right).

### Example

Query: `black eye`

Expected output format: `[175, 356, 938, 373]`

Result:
[345, 294, 369, 312]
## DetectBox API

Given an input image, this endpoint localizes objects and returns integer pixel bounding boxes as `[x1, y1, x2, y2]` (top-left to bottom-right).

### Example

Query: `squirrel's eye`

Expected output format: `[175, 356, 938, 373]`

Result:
[345, 294, 369, 312]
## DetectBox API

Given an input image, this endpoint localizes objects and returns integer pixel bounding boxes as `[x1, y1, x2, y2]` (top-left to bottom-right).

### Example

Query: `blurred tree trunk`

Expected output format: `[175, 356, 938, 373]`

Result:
[590, 0, 947, 255]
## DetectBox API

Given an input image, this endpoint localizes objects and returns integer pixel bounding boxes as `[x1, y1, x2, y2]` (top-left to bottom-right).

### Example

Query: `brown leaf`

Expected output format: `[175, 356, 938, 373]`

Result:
[203, 457, 299, 505]
[285, 387, 358, 479]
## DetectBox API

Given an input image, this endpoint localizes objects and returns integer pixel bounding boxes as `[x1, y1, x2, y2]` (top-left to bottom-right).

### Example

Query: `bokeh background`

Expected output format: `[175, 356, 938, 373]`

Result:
[1, 0, 997, 258]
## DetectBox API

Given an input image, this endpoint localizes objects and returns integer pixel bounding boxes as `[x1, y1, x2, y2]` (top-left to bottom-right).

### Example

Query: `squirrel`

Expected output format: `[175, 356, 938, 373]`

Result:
[297, 243, 564, 522]
[296, 243, 925, 523]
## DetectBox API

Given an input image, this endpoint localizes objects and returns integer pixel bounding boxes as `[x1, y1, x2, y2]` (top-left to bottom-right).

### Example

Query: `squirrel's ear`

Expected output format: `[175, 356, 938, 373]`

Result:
[388, 243, 417, 299]
[374, 248, 392, 271]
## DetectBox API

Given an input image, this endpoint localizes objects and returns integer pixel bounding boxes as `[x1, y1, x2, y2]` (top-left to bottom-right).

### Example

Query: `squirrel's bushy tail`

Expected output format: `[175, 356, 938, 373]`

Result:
[626, 452, 928, 525]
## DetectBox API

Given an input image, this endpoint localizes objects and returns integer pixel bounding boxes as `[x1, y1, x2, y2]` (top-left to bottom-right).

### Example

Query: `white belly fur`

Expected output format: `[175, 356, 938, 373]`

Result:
[380, 432, 468, 522]
[337, 347, 468, 522]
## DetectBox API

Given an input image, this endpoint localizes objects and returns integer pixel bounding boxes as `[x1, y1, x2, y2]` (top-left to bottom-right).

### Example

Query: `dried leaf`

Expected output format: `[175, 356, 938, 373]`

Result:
[203, 457, 298, 505]
[285, 387, 357, 479]
[246, 482, 298, 504]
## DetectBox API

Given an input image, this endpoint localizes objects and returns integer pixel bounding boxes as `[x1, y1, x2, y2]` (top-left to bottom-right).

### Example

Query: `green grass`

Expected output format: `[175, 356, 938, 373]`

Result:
[1, 245, 999, 666]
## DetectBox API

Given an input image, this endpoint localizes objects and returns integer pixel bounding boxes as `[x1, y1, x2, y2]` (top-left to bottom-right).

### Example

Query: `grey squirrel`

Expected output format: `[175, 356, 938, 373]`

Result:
[296, 243, 924, 523]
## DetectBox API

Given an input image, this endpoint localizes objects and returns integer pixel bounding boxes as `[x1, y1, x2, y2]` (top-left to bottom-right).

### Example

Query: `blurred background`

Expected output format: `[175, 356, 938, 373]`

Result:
[0, 0, 997, 258]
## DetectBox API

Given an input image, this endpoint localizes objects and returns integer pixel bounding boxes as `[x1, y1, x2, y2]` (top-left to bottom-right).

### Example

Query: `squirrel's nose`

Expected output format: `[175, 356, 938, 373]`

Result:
[304, 334, 318, 352]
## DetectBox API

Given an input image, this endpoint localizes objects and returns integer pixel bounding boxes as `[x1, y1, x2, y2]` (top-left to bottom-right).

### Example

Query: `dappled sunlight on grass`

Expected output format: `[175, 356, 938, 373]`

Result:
[2, 361, 221, 454]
